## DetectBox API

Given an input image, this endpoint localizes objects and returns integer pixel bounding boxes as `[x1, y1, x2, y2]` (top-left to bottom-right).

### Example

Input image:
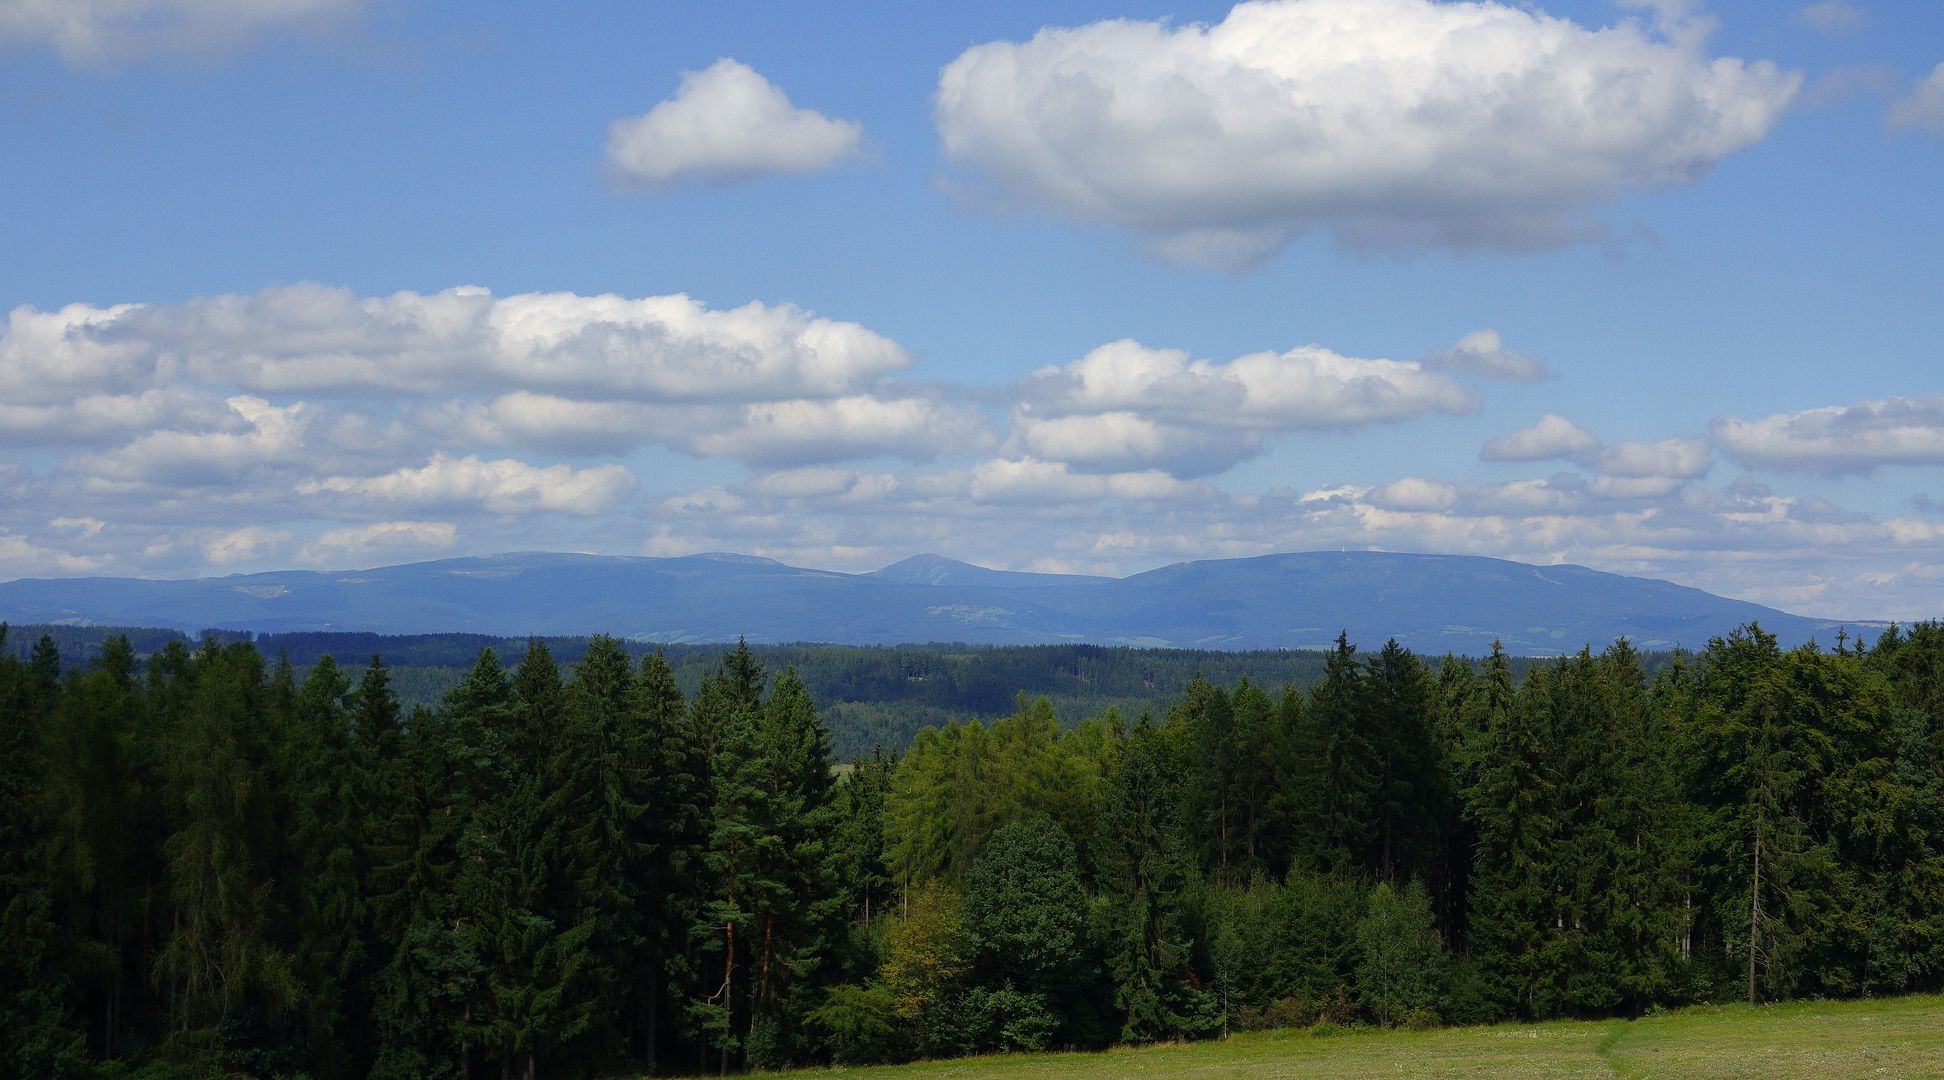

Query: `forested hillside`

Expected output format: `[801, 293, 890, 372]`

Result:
[5, 621, 1944, 1078]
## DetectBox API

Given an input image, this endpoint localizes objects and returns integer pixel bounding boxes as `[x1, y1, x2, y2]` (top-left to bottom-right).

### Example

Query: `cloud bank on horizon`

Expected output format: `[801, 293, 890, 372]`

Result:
[1, 0, 1941, 624]
[3, 278, 1942, 621]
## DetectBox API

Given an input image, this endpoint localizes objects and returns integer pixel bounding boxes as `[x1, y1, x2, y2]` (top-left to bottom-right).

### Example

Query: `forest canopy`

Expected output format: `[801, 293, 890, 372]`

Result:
[4, 621, 1944, 1077]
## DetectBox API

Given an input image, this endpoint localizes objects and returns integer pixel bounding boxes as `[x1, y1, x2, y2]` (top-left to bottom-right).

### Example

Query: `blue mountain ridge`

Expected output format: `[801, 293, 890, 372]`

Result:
[0, 549, 1879, 657]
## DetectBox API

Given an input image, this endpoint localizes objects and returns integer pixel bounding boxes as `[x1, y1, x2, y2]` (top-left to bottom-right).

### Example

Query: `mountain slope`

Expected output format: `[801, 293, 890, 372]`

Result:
[0, 549, 1872, 656]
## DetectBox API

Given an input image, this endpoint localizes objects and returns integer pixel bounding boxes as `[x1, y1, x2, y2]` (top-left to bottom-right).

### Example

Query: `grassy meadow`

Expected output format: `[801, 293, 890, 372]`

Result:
[771, 994, 1944, 1080]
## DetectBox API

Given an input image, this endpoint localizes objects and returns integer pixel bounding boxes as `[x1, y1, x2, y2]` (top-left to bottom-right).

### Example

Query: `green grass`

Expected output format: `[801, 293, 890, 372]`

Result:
[770, 995, 1944, 1080]
[1601, 996, 1944, 1079]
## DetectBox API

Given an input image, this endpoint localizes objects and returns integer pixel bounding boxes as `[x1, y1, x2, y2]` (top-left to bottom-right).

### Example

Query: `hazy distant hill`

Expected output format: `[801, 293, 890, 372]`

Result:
[0, 549, 1873, 656]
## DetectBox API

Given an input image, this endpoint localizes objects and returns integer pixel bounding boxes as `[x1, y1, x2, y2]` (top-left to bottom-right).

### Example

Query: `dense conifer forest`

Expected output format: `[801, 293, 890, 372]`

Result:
[5, 620, 1944, 1078]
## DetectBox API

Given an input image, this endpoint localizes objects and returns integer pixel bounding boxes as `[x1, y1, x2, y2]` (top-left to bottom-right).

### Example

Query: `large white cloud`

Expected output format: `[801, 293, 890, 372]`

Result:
[607, 59, 862, 188]
[935, 0, 1799, 266]
[1889, 64, 1944, 136]
[1, 285, 910, 402]
[0, 0, 360, 65]
[1714, 396, 1944, 472]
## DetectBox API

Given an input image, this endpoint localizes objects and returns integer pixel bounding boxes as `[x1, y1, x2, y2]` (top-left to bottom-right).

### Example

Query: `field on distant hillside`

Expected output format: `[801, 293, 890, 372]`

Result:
[771, 995, 1944, 1080]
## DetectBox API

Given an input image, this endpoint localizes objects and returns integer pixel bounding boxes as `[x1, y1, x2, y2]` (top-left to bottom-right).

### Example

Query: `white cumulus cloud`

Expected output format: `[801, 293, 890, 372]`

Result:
[298, 521, 458, 566]
[674, 395, 994, 467]
[1482, 414, 1602, 462]
[1010, 338, 1474, 476]
[4, 284, 911, 402]
[935, 0, 1799, 266]
[302, 453, 636, 516]
[1594, 437, 1712, 480]
[1011, 412, 1260, 478]
[73, 395, 312, 487]
[1714, 396, 1944, 473]
[966, 458, 1209, 505]
[1422, 330, 1547, 381]
[1480, 418, 1708, 485]
[1030, 340, 1473, 429]
[607, 59, 862, 188]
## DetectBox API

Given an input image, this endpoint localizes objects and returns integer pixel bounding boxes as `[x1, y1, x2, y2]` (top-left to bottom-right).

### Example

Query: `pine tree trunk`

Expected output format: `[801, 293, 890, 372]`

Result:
[721, 913, 735, 1078]
[1748, 824, 1761, 1007]
[758, 915, 775, 1021]
[645, 983, 657, 1074]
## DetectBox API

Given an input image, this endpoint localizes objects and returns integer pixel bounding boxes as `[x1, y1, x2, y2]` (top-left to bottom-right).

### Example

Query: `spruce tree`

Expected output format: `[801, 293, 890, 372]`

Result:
[546, 635, 652, 1070]
[1096, 732, 1207, 1042]
[690, 664, 776, 1073]
[633, 650, 705, 1070]
[1364, 640, 1437, 883]
[1462, 645, 1563, 1019]
[747, 667, 843, 1065]
[1291, 634, 1379, 874]
[0, 631, 88, 1077]
[279, 655, 369, 1076]
[1175, 675, 1240, 877]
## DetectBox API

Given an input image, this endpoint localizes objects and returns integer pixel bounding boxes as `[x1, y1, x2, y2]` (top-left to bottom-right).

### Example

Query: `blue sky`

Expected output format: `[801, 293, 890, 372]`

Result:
[0, 0, 1940, 620]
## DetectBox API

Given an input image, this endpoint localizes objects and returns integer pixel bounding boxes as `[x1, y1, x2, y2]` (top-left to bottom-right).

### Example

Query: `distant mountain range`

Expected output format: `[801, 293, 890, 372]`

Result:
[0, 550, 1879, 657]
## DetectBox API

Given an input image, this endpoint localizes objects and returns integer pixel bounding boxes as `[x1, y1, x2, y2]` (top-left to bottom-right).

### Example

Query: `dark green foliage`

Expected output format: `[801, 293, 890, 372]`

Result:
[1289, 635, 1381, 876]
[833, 748, 896, 928]
[278, 655, 367, 1076]
[9, 619, 1944, 1076]
[1095, 729, 1212, 1042]
[1461, 649, 1566, 1018]
[964, 816, 1086, 999]
[0, 627, 89, 1078]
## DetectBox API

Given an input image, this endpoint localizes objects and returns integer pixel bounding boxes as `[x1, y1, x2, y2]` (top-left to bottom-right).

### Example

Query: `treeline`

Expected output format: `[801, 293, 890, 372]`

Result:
[6, 627, 1573, 758]
[5, 620, 1944, 1078]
